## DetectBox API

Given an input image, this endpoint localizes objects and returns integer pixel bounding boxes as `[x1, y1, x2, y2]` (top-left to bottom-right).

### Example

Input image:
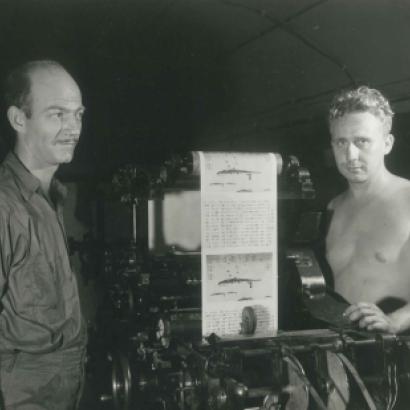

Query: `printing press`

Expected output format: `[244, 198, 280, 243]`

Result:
[90, 152, 410, 410]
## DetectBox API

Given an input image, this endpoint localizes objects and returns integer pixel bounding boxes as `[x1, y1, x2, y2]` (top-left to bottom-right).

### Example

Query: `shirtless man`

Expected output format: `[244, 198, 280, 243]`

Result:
[326, 86, 410, 334]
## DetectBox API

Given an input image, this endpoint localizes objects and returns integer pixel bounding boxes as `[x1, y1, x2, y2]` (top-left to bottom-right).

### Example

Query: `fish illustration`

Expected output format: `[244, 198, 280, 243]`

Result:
[211, 292, 226, 296]
[218, 277, 261, 288]
[217, 168, 261, 180]
[210, 291, 238, 297]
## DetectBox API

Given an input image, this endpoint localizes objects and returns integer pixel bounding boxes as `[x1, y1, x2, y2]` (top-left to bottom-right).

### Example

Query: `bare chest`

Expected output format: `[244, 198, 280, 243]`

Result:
[326, 202, 410, 272]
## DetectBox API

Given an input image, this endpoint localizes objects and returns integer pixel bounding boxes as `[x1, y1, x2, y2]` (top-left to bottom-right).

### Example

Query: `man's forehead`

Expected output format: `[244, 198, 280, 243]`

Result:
[29, 67, 82, 104]
[330, 112, 385, 130]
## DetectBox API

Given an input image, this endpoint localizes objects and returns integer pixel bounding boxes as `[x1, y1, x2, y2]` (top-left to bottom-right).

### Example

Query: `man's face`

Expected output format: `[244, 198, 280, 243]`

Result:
[21, 68, 85, 168]
[330, 112, 393, 184]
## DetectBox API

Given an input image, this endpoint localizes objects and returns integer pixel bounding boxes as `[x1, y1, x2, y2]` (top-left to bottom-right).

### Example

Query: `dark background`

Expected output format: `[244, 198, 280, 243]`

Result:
[1, 0, 410, 209]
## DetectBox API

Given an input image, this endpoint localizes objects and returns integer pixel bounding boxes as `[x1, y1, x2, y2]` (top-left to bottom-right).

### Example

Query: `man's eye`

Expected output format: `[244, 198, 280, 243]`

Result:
[333, 140, 347, 148]
[51, 112, 64, 119]
[355, 139, 369, 147]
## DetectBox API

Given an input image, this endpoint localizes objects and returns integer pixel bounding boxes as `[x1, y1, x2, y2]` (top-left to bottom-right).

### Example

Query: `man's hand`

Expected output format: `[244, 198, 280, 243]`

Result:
[343, 302, 399, 334]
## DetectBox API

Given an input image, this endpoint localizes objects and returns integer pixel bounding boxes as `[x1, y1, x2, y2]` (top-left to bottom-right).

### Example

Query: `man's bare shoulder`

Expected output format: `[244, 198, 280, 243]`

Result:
[327, 192, 348, 211]
[389, 175, 410, 202]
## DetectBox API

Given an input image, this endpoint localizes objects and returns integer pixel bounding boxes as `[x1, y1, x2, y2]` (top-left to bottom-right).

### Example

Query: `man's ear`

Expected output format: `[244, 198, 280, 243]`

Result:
[384, 133, 394, 155]
[7, 106, 26, 134]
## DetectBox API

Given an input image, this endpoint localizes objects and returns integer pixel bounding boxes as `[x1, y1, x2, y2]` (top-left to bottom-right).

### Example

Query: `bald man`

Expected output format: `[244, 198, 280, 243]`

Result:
[0, 60, 87, 409]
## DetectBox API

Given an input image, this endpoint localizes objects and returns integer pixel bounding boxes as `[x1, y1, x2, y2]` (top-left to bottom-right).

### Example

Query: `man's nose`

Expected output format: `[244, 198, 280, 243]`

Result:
[346, 142, 359, 161]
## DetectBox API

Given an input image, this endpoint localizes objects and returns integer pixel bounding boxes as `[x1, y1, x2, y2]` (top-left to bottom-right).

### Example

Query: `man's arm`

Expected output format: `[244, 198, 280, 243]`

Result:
[344, 302, 410, 334]
[0, 206, 13, 299]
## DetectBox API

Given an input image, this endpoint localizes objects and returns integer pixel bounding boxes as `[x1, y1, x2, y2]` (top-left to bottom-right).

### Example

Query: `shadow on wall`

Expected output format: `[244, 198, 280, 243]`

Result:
[64, 182, 103, 325]
[0, 1, 237, 177]
[0, 114, 14, 162]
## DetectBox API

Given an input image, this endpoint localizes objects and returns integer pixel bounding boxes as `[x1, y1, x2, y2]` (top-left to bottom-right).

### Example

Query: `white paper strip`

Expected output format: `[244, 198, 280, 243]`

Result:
[199, 152, 278, 339]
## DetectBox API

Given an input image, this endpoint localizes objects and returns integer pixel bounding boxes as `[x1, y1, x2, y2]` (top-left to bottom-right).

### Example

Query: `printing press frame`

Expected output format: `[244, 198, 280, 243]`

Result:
[89, 152, 410, 410]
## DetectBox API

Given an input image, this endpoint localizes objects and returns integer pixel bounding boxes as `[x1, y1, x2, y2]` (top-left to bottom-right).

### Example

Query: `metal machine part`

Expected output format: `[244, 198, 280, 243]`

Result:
[112, 352, 132, 410]
[240, 307, 258, 336]
[325, 351, 350, 409]
[313, 350, 350, 410]
[287, 248, 352, 328]
[281, 356, 309, 410]
[90, 153, 410, 409]
[92, 328, 410, 410]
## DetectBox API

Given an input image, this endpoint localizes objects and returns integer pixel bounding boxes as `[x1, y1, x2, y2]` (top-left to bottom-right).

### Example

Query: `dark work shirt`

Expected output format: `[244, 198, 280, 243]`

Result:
[0, 152, 86, 353]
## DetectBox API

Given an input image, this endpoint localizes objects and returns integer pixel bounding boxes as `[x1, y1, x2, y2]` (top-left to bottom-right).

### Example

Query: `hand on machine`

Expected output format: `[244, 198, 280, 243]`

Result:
[343, 302, 400, 334]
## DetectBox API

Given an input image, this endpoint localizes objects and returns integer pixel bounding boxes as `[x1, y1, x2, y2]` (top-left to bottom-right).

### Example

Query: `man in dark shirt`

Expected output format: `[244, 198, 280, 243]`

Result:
[0, 60, 87, 409]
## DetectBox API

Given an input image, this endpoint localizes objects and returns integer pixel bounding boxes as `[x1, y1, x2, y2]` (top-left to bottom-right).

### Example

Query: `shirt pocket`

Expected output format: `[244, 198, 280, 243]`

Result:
[23, 253, 59, 309]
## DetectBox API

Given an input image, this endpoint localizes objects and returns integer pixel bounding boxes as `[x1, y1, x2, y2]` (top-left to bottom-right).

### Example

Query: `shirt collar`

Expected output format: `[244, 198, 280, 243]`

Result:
[4, 152, 67, 202]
